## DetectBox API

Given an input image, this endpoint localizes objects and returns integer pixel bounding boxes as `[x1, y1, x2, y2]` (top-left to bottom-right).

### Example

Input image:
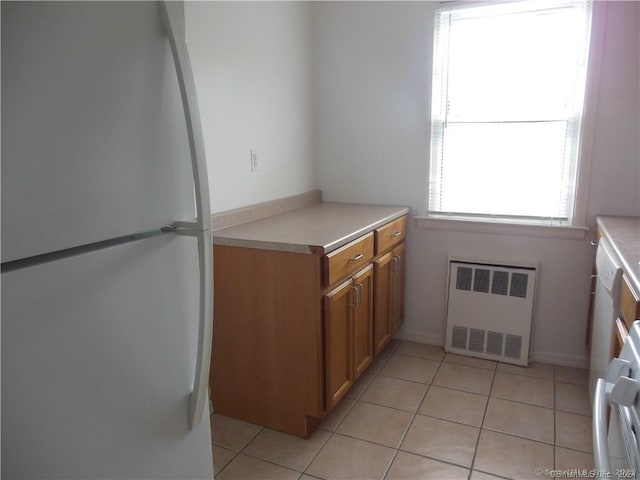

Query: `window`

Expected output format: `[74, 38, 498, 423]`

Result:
[428, 0, 593, 225]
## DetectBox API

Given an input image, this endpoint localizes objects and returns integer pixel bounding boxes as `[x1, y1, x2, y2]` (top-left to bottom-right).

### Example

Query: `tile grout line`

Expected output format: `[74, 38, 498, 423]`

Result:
[214, 423, 265, 478]
[303, 342, 397, 480]
[467, 363, 498, 480]
[553, 364, 558, 470]
[210, 342, 592, 479]
[297, 428, 334, 479]
[380, 349, 445, 480]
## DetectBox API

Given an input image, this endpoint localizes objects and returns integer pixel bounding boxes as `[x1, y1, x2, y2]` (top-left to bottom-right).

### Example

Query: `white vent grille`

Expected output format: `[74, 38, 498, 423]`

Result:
[445, 260, 536, 366]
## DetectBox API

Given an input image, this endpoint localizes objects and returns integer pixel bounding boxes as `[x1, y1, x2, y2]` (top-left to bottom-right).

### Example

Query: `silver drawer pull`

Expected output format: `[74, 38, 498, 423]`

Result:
[350, 286, 358, 307]
[392, 231, 403, 237]
[349, 253, 364, 262]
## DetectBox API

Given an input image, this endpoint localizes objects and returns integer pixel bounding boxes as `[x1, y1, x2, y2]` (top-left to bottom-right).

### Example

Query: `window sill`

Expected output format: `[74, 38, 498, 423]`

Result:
[414, 216, 590, 240]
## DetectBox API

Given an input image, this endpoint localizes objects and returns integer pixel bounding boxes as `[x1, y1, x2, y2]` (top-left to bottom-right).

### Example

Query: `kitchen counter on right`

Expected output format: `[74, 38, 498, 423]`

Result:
[597, 216, 640, 295]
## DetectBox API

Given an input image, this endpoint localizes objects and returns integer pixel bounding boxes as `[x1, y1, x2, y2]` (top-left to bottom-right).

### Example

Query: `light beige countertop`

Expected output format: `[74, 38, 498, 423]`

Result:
[213, 202, 410, 254]
[597, 216, 640, 295]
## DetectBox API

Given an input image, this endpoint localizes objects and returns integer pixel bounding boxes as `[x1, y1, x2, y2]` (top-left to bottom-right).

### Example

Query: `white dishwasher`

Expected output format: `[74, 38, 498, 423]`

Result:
[589, 237, 623, 405]
[593, 321, 640, 480]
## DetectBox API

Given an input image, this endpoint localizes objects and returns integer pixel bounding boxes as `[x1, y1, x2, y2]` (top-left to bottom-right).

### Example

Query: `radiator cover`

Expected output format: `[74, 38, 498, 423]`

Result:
[445, 260, 537, 366]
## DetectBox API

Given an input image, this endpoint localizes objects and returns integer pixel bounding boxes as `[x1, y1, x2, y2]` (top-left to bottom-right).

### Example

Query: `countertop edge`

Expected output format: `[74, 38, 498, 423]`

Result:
[596, 216, 640, 296]
[213, 204, 410, 255]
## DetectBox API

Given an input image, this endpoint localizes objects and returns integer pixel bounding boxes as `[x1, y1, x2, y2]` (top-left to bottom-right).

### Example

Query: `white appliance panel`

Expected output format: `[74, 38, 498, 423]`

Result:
[589, 238, 623, 404]
[1, 1, 195, 263]
[1, 235, 213, 479]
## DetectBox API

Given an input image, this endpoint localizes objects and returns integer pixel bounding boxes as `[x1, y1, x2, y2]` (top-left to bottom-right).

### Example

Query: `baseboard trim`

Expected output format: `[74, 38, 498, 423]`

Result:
[530, 350, 588, 369]
[392, 329, 588, 368]
[392, 329, 443, 347]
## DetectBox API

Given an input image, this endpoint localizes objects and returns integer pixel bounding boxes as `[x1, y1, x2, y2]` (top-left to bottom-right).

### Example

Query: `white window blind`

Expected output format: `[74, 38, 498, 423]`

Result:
[428, 0, 593, 224]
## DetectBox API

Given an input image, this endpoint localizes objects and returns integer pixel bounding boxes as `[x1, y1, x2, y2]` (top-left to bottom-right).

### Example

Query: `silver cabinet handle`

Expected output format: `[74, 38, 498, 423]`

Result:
[159, 1, 212, 430]
[392, 231, 402, 237]
[350, 285, 358, 308]
[391, 255, 401, 274]
[591, 240, 599, 246]
[349, 253, 364, 262]
[349, 283, 363, 307]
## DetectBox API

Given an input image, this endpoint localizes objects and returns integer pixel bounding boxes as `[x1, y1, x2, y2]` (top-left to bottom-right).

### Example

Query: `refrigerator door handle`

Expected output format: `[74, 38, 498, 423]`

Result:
[159, 1, 213, 429]
[158, 0, 211, 232]
[189, 229, 213, 429]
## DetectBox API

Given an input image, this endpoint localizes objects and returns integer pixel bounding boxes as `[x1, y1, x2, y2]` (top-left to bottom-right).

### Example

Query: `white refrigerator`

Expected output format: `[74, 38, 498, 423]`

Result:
[1, 2, 214, 478]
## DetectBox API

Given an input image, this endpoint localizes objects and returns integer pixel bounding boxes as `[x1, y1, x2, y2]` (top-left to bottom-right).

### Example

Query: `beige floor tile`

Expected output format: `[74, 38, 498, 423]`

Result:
[318, 397, 355, 432]
[555, 382, 591, 416]
[336, 401, 413, 448]
[419, 385, 488, 427]
[360, 375, 428, 412]
[470, 471, 505, 480]
[384, 339, 401, 354]
[212, 445, 236, 475]
[473, 430, 554, 480]
[395, 341, 445, 361]
[491, 372, 554, 408]
[444, 353, 497, 371]
[345, 371, 375, 400]
[210, 414, 263, 451]
[215, 453, 300, 480]
[386, 451, 469, 479]
[400, 415, 479, 468]
[242, 427, 331, 472]
[380, 354, 440, 384]
[368, 352, 392, 374]
[433, 363, 495, 395]
[556, 411, 593, 453]
[483, 397, 554, 443]
[555, 446, 595, 470]
[497, 361, 555, 380]
[306, 433, 395, 479]
[555, 366, 589, 386]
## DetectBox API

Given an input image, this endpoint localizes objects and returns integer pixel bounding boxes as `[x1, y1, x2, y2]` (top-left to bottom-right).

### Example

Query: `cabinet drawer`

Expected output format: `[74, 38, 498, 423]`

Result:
[375, 216, 407, 255]
[620, 274, 640, 330]
[325, 233, 374, 287]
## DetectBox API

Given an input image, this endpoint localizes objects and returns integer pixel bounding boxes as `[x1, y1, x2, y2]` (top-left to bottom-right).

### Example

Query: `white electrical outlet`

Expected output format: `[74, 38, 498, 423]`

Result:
[250, 149, 259, 172]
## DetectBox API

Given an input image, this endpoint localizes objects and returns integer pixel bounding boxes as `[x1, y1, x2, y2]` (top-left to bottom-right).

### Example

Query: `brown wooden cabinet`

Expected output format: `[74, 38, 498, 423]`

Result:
[390, 242, 406, 335]
[211, 212, 407, 438]
[324, 264, 373, 410]
[373, 217, 407, 355]
[616, 274, 640, 356]
[351, 265, 374, 380]
[373, 252, 393, 355]
[324, 278, 353, 410]
[620, 274, 640, 329]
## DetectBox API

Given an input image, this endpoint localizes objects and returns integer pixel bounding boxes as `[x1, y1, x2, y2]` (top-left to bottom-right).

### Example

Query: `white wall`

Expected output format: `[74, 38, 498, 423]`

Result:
[186, 2, 315, 213]
[586, 1, 640, 218]
[313, 1, 640, 366]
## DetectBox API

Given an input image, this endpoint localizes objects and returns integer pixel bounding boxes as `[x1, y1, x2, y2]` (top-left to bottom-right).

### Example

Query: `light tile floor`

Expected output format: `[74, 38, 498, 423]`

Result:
[210, 340, 593, 480]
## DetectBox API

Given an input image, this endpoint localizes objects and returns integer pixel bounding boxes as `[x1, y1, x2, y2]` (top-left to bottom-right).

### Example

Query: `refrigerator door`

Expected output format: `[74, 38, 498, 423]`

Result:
[1, 235, 213, 479]
[1, 1, 195, 263]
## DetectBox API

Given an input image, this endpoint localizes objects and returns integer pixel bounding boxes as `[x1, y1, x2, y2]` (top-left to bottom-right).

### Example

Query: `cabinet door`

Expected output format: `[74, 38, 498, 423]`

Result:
[373, 252, 393, 356]
[324, 279, 354, 410]
[390, 242, 406, 334]
[352, 265, 374, 380]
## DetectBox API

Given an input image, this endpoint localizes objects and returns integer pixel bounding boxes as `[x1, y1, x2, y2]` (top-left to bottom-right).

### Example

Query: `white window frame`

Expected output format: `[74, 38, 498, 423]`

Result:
[417, 0, 608, 239]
